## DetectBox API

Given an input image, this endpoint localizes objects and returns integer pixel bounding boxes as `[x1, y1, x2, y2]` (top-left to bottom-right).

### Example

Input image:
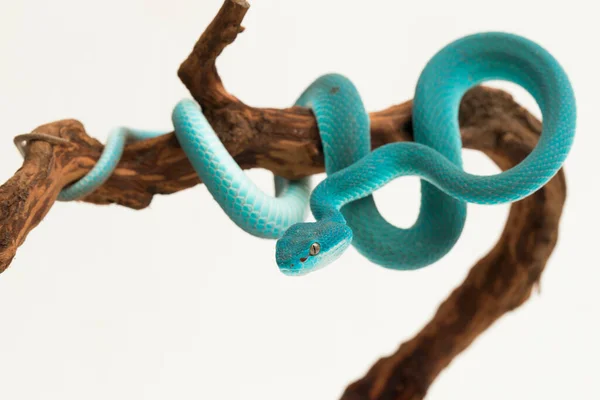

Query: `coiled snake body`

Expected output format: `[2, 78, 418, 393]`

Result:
[49, 32, 576, 276]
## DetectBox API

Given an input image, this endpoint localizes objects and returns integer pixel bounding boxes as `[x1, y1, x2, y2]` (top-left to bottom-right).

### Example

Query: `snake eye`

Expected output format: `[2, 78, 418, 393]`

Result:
[309, 242, 321, 256]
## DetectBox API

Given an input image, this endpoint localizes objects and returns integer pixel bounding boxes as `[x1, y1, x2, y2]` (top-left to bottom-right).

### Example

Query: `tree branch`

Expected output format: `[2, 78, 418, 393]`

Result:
[0, 1, 567, 399]
[340, 115, 565, 400]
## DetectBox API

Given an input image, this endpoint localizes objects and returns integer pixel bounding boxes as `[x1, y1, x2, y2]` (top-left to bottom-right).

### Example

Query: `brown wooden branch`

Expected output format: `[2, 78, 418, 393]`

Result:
[0, 1, 567, 399]
[340, 114, 565, 400]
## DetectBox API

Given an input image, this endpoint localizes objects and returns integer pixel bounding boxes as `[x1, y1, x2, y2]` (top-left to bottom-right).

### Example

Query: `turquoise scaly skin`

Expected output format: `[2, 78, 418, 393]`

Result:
[171, 100, 311, 239]
[276, 32, 576, 275]
[60, 105, 313, 239]
[52, 32, 576, 276]
[58, 128, 166, 201]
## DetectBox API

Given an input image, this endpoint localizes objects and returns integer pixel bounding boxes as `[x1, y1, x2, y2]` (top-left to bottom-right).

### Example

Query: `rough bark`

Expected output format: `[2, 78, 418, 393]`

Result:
[0, 1, 566, 399]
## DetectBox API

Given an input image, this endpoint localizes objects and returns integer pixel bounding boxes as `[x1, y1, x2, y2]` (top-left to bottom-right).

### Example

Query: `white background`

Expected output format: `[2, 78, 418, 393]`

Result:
[0, 0, 597, 399]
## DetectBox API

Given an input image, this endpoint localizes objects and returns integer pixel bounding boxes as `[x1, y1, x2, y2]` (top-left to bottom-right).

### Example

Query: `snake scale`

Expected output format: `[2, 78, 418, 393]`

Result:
[41, 32, 576, 276]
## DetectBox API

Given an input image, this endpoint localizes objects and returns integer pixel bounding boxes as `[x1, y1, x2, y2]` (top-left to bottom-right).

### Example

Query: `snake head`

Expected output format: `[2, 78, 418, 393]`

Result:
[275, 220, 353, 276]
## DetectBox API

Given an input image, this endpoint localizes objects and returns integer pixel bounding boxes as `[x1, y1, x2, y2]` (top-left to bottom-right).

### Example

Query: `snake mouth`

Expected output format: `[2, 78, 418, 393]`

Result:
[299, 257, 308, 263]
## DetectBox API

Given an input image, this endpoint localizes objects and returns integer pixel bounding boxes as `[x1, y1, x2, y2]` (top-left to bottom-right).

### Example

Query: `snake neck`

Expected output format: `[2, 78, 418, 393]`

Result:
[311, 203, 346, 226]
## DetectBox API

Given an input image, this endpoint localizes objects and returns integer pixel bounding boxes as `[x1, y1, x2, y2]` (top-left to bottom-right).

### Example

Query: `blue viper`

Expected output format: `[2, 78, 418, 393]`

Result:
[51, 32, 576, 276]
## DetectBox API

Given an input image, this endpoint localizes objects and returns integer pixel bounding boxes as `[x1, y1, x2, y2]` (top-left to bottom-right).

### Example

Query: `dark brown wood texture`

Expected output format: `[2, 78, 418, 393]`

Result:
[0, 1, 566, 398]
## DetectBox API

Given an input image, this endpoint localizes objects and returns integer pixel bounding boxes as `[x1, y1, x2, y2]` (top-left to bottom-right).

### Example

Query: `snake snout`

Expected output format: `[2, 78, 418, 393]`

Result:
[299, 257, 308, 262]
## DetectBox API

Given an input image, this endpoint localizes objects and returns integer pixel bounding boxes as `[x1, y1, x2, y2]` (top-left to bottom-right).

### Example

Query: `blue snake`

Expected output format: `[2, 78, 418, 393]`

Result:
[48, 32, 575, 276]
